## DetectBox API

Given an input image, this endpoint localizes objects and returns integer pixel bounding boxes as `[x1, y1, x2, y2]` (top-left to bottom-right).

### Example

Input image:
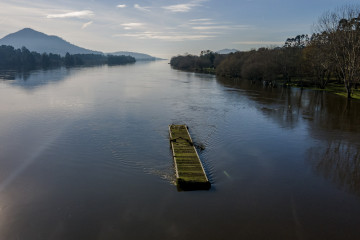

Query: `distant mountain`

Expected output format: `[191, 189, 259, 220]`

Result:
[0, 28, 102, 56]
[107, 51, 163, 61]
[0, 28, 163, 60]
[216, 49, 239, 54]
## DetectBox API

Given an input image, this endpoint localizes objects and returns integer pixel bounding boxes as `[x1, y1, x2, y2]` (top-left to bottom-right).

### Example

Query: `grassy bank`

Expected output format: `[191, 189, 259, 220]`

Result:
[287, 80, 360, 100]
[171, 62, 360, 100]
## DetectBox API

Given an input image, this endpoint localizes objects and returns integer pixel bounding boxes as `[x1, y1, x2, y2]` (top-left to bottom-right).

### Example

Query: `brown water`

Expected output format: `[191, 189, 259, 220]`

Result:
[0, 62, 359, 240]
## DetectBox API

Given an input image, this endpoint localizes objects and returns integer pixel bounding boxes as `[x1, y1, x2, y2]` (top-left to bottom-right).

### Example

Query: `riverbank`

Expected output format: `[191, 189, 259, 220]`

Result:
[286, 81, 360, 100]
[170, 45, 360, 100]
[171, 64, 360, 100]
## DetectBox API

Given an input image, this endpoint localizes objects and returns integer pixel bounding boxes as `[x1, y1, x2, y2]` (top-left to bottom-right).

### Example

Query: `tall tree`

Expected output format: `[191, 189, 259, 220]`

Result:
[64, 52, 74, 66]
[280, 35, 309, 83]
[303, 33, 333, 89]
[315, 5, 360, 98]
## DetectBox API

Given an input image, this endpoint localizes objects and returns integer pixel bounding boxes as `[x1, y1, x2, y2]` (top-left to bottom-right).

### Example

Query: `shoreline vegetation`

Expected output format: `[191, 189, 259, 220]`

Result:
[0, 45, 136, 70]
[170, 5, 360, 100]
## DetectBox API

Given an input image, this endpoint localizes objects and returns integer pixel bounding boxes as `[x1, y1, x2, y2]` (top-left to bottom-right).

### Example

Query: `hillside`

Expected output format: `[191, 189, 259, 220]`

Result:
[0, 28, 102, 56]
[0, 28, 162, 60]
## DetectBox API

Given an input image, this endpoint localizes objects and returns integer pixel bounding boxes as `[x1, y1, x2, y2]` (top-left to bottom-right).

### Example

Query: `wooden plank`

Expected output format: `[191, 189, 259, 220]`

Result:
[169, 124, 211, 190]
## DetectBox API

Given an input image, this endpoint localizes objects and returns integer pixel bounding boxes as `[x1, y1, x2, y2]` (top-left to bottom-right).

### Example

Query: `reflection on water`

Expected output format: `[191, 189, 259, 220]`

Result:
[217, 77, 360, 199]
[308, 140, 360, 196]
[0, 63, 360, 239]
[0, 67, 72, 89]
[218, 77, 360, 132]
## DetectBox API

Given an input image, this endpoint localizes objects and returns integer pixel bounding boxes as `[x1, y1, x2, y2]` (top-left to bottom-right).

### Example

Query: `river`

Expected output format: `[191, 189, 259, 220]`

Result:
[0, 61, 359, 239]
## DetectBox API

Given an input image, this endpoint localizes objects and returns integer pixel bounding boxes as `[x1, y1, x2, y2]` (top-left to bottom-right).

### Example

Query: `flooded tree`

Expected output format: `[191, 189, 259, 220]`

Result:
[314, 5, 360, 98]
[302, 33, 333, 89]
[281, 35, 309, 83]
[170, 51, 223, 73]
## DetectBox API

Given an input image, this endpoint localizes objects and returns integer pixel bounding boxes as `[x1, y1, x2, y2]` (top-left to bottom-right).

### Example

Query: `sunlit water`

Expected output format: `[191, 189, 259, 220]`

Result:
[0, 62, 359, 239]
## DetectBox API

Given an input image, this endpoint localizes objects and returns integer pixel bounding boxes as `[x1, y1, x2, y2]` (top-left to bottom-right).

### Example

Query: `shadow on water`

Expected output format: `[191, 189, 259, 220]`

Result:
[0, 67, 74, 90]
[217, 77, 360, 197]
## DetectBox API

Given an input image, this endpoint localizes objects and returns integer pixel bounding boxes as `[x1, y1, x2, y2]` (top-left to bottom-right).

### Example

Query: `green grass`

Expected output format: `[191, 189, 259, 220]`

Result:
[201, 67, 216, 74]
[283, 79, 360, 100]
[321, 83, 360, 100]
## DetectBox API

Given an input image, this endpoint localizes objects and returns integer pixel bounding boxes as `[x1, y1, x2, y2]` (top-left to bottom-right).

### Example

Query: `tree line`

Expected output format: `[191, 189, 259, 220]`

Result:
[170, 5, 360, 99]
[0, 45, 136, 70]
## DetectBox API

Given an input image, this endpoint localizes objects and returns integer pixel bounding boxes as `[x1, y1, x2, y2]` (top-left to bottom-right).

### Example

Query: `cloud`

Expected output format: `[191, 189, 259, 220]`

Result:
[192, 25, 250, 30]
[134, 4, 150, 12]
[117, 4, 126, 8]
[162, 4, 197, 12]
[162, 0, 206, 12]
[192, 26, 230, 30]
[234, 41, 284, 45]
[121, 23, 144, 27]
[188, 19, 215, 25]
[47, 10, 94, 19]
[115, 31, 214, 41]
[190, 18, 212, 22]
[82, 21, 93, 29]
[121, 22, 144, 30]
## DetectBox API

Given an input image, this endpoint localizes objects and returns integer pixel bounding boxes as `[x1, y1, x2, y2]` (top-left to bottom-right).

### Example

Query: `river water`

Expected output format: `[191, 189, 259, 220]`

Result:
[0, 61, 359, 239]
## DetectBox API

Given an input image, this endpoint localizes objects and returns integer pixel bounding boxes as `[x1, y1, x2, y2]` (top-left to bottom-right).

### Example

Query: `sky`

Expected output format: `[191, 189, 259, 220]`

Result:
[0, 0, 359, 58]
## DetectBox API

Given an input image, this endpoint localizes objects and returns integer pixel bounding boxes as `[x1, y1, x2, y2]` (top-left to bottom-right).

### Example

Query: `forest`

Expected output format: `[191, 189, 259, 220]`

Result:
[0, 45, 135, 69]
[170, 6, 360, 99]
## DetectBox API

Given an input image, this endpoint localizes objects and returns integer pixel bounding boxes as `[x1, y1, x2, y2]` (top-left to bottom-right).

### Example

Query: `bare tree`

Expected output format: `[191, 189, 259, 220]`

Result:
[303, 33, 333, 89]
[314, 5, 360, 98]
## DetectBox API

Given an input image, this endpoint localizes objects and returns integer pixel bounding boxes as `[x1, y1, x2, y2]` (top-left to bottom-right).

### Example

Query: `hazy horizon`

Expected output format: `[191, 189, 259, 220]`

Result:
[0, 0, 359, 58]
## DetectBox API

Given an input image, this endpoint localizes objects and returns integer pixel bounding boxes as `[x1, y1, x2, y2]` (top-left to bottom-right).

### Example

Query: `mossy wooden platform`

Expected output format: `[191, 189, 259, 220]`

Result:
[169, 124, 211, 190]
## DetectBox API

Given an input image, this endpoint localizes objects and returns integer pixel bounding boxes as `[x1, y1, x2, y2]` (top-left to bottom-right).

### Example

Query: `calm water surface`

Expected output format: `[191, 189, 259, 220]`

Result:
[0, 62, 359, 239]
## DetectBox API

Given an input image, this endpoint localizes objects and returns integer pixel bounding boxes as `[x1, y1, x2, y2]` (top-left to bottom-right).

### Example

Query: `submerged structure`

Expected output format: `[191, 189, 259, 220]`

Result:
[169, 124, 211, 190]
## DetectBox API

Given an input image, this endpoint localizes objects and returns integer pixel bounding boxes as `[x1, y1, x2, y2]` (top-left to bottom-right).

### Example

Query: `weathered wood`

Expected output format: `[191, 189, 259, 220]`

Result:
[169, 124, 211, 190]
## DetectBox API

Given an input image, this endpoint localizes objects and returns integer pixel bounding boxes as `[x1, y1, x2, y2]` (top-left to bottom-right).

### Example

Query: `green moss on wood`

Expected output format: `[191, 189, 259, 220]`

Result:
[169, 124, 210, 190]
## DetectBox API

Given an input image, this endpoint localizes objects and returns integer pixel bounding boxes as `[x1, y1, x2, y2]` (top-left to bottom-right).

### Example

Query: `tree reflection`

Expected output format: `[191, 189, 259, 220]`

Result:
[303, 91, 360, 133]
[0, 67, 72, 90]
[217, 77, 360, 196]
[0, 70, 17, 80]
[308, 140, 360, 196]
[217, 77, 360, 133]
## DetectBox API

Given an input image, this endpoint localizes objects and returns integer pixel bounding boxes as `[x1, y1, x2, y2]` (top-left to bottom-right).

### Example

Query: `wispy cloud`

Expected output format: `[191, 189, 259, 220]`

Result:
[121, 22, 144, 30]
[46, 10, 94, 19]
[234, 41, 284, 45]
[162, 0, 206, 13]
[188, 19, 215, 25]
[82, 21, 93, 29]
[134, 4, 150, 12]
[190, 18, 212, 22]
[162, 4, 197, 12]
[117, 4, 126, 8]
[192, 25, 250, 30]
[192, 26, 230, 30]
[115, 31, 214, 41]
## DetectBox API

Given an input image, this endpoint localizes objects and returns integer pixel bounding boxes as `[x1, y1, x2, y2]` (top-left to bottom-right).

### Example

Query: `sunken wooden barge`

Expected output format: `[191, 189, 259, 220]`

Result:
[169, 124, 211, 190]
